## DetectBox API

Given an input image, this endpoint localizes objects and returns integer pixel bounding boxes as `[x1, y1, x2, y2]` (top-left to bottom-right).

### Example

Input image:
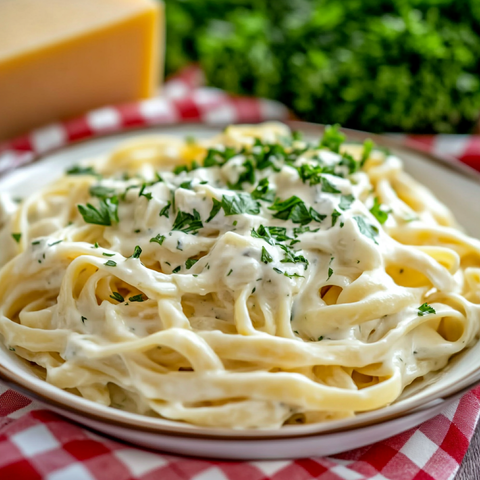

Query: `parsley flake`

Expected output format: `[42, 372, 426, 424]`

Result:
[150, 235, 165, 245]
[261, 246, 273, 264]
[418, 303, 436, 316]
[159, 201, 171, 218]
[130, 245, 142, 259]
[110, 292, 125, 302]
[186, 258, 198, 269]
[11, 233, 21, 243]
[104, 260, 117, 267]
[129, 294, 145, 302]
[354, 216, 379, 244]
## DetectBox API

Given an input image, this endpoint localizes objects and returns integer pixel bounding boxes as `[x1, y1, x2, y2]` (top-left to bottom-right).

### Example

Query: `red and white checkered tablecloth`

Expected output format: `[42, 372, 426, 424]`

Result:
[1, 66, 480, 480]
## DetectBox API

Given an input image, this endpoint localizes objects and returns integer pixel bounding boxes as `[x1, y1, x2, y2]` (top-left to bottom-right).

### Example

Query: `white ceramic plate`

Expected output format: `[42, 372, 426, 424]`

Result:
[1, 122, 480, 459]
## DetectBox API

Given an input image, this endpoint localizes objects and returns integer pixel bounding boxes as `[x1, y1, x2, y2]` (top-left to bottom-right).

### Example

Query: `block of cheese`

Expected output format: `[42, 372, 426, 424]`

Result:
[0, 0, 163, 141]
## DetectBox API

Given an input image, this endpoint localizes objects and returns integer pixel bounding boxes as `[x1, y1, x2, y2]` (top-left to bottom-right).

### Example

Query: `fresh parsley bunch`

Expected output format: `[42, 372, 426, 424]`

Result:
[164, 0, 480, 133]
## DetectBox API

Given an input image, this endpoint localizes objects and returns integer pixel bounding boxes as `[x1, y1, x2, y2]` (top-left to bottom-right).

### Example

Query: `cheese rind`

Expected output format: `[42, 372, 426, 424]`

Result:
[0, 0, 163, 141]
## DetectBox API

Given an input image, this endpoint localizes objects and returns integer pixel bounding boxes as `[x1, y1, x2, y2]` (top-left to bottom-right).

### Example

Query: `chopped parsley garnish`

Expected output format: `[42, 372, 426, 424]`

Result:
[206, 198, 222, 222]
[309, 207, 326, 223]
[185, 258, 198, 269]
[32, 240, 41, 245]
[320, 176, 341, 194]
[370, 197, 390, 225]
[150, 234, 165, 245]
[361, 139, 375, 166]
[89, 185, 115, 199]
[318, 336, 324, 341]
[129, 294, 145, 302]
[319, 124, 345, 153]
[273, 267, 304, 279]
[66, 165, 100, 177]
[11, 233, 21, 243]
[138, 184, 153, 201]
[339, 194, 355, 211]
[104, 260, 117, 267]
[221, 193, 260, 216]
[293, 225, 319, 237]
[81, 316, 87, 324]
[203, 147, 238, 167]
[48, 240, 63, 247]
[279, 244, 309, 269]
[179, 180, 193, 190]
[173, 165, 189, 175]
[261, 246, 273, 263]
[227, 269, 233, 276]
[354, 216, 379, 244]
[251, 225, 292, 245]
[130, 245, 142, 259]
[159, 201, 171, 218]
[176, 240, 183, 251]
[228, 159, 256, 190]
[172, 266, 181, 273]
[339, 153, 360, 175]
[327, 267, 333, 280]
[102, 252, 115, 257]
[268, 196, 311, 225]
[172, 209, 203, 234]
[251, 178, 275, 202]
[78, 197, 119, 226]
[331, 209, 341, 227]
[92, 242, 99, 248]
[110, 292, 125, 302]
[418, 303, 436, 316]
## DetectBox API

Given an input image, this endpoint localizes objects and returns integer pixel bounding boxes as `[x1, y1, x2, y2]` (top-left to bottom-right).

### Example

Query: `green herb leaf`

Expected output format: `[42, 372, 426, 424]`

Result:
[309, 207, 326, 223]
[150, 234, 165, 245]
[227, 269, 233, 276]
[418, 303, 436, 316]
[203, 147, 238, 167]
[320, 176, 341, 194]
[339, 194, 355, 211]
[159, 201, 171, 218]
[186, 258, 198, 269]
[78, 197, 118, 226]
[138, 184, 153, 201]
[206, 198, 222, 222]
[102, 252, 115, 257]
[268, 196, 311, 225]
[370, 197, 390, 224]
[104, 260, 117, 267]
[331, 209, 341, 227]
[180, 180, 193, 190]
[172, 209, 203, 234]
[129, 294, 145, 302]
[172, 266, 181, 273]
[66, 165, 100, 177]
[251, 178, 275, 202]
[354, 216, 379, 244]
[11, 233, 21, 243]
[81, 316, 87, 323]
[320, 124, 345, 153]
[327, 267, 333, 280]
[110, 292, 125, 302]
[261, 246, 273, 263]
[222, 193, 260, 216]
[89, 185, 116, 199]
[130, 245, 142, 259]
[361, 139, 375, 166]
[48, 240, 63, 247]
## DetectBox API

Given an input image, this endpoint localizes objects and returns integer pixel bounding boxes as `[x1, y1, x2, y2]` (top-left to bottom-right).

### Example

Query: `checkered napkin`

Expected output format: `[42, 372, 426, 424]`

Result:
[1, 66, 480, 480]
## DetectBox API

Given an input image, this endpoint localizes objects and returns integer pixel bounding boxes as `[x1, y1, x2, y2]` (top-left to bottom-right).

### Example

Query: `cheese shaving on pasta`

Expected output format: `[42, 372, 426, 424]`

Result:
[0, 122, 479, 429]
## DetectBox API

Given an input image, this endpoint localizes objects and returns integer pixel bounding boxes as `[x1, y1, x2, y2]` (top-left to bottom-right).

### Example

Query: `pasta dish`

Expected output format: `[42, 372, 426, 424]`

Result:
[0, 123, 479, 429]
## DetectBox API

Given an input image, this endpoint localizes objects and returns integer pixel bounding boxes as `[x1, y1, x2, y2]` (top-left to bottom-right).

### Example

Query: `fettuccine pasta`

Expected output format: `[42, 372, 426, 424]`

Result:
[0, 122, 479, 429]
